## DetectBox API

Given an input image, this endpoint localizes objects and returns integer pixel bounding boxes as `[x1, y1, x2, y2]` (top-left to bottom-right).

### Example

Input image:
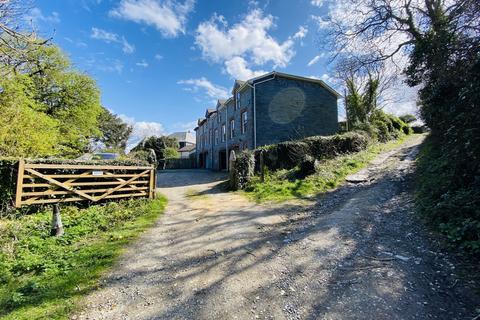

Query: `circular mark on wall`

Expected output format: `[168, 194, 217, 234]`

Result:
[268, 87, 306, 124]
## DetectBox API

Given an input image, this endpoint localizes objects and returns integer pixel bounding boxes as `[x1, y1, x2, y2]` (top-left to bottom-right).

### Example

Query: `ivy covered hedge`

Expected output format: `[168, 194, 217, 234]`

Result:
[230, 114, 412, 191]
[231, 131, 372, 190]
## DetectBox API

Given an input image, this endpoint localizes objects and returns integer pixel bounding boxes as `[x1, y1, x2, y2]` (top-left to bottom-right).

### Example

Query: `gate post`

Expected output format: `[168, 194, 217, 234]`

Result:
[51, 204, 64, 237]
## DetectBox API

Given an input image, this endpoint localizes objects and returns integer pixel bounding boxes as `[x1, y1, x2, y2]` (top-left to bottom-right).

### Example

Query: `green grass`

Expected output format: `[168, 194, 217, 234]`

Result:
[0, 195, 167, 320]
[245, 136, 412, 203]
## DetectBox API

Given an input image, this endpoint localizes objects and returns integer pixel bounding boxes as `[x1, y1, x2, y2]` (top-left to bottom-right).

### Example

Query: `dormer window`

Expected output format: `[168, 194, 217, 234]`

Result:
[236, 91, 240, 110]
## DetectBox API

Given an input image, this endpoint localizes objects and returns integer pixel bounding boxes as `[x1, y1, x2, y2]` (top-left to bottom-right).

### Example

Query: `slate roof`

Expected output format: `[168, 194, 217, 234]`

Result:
[168, 131, 196, 144]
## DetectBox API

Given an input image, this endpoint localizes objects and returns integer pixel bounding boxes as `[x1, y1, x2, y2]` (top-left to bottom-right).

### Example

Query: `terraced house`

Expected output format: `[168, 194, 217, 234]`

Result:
[194, 71, 340, 170]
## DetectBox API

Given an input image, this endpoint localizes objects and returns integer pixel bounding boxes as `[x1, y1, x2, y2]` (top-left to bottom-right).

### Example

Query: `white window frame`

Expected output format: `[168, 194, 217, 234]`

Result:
[215, 129, 219, 145]
[241, 111, 247, 134]
[236, 92, 240, 110]
[230, 119, 235, 139]
[221, 124, 226, 142]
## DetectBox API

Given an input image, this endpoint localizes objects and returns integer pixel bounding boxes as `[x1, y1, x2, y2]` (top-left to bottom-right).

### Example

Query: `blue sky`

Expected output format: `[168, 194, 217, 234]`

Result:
[30, 0, 416, 145]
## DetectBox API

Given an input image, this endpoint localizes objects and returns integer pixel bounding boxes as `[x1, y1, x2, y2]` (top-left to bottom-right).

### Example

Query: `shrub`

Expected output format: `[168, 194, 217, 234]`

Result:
[297, 155, 318, 178]
[416, 137, 480, 254]
[304, 131, 370, 160]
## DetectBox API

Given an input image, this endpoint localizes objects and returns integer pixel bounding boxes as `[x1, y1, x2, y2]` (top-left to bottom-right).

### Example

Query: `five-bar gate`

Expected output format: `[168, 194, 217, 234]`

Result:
[15, 160, 156, 207]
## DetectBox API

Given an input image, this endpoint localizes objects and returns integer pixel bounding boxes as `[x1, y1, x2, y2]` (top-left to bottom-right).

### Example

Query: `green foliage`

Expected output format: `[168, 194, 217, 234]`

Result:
[164, 147, 180, 159]
[0, 75, 59, 158]
[132, 136, 179, 164]
[345, 74, 380, 128]
[0, 43, 103, 158]
[95, 108, 132, 153]
[399, 114, 417, 124]
[400, 4, 479, 253]
[416, 137, 480, 255]
[245, 137, 408, 202]
[122, 150, 157, 166]
[0, 196, 167, 319]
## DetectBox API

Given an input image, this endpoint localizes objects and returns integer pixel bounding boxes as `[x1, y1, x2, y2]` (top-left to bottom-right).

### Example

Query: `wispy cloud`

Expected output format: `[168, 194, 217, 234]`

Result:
[90, 27, 135, 54]
[307, 53, 325, 66]
[135, 60, 149, 68]
[154, 54, 163, 60]
[292, 26, 308, 40]
[110, 0, 195, 38]
[178, 77, 229, 101]
[27, 8, 60, 24]
[311, 0, 325, 7]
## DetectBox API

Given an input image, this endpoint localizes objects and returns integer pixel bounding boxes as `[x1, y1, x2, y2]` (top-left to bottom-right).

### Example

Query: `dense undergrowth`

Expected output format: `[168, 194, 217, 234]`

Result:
[416, 137, 480, 255]
[245, 135, 408, 203]
[0, 196, 167, 320]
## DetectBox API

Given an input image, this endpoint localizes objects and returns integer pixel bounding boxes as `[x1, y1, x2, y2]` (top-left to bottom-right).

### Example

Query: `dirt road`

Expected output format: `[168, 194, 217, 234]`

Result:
[77, 135, 479, 320]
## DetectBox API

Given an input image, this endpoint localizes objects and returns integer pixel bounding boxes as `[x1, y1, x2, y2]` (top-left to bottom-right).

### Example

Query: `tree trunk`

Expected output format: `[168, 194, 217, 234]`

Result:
[50, 204, 64, 237]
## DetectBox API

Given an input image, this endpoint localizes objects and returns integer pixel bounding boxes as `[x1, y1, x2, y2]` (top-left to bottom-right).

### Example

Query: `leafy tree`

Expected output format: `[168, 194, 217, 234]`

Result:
[0, 74, 59, 157]
[345, 73, 380, 128]
[131, 136, 179, 165]
[25, 45, 103, 156]
[322, 0, 480, 252]
[96, 108, 132, 153]
[399, 114, 417, 124]
[164, 147, 180, 159]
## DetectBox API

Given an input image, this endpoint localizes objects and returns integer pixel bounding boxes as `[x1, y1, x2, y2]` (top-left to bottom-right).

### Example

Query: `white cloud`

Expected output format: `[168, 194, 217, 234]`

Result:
[307, 53, 325, 66]
[195, 9, 305, 79]
[177, 77, 229, 99]
[27, 8, 61, 24]
[136, 60, 149, 67]
[292, 26, 308, 40]
[154, 54, 163, 60]
[311, 0, 325, 7]
[110, 0, 195, 38]
[196, 9, 294, 67]
[90, 27, 135, 54]
[311, 15, 330, 29]
[173, 120, 197, 132]
[98, 59, 124, 74]
[121, 38, 135, 54]
[119, 114, 166, 151]
[224, 56, 266, 81]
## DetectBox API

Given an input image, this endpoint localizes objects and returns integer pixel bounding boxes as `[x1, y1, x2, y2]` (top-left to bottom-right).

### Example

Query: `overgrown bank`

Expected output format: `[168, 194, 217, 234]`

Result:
[0, 196, 167, 320]
[230, 111, 413, 202]
[416, 137, 480, 254]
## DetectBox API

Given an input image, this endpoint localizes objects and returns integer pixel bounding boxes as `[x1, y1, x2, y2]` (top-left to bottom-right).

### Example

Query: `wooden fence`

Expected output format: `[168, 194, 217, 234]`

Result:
[15, 160, 156, 207]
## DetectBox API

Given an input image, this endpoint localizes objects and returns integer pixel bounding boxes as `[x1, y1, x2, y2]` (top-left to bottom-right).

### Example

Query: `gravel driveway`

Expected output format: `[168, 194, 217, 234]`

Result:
[76, 135, 479, 320]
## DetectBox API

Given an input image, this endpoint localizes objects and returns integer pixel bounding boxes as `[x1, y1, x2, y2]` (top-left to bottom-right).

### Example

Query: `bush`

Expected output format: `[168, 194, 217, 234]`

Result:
[304, 131, 370, 160]
[416, 137, 480, 255]
[297, 155, 318, 178]
[230, 151, 255, 190]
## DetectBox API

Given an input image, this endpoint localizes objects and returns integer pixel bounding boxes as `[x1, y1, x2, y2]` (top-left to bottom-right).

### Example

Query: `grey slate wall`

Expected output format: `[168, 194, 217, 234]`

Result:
[255, 77, 338, 147]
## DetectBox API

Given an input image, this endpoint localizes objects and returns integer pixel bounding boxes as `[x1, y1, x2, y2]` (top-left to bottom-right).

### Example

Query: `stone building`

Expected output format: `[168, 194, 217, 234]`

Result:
[194, 71, 340, 170]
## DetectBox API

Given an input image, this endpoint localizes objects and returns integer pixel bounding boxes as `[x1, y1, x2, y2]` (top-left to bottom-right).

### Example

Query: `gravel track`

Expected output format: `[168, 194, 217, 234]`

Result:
[76, 135, 479, 320]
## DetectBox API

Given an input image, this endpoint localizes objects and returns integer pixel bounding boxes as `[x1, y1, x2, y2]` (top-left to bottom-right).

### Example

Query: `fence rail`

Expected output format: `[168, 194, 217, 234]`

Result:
[15, 160, 156, 207]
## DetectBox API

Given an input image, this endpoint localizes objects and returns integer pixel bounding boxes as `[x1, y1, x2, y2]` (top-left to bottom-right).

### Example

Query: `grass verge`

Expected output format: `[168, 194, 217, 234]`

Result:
[0, 195, 167, 320]
[244, 135, 413, 203]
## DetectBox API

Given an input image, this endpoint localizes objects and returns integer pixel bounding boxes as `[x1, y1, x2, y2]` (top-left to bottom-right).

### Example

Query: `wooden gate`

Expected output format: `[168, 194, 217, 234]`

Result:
[15, 160, 156, 207]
